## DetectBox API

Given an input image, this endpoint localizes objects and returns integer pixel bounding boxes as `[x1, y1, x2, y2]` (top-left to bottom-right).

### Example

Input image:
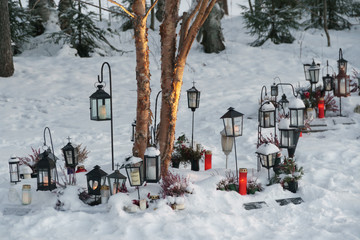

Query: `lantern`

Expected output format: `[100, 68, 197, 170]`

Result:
[271, 83, 278, 97]
[86, 165, 108, 196]
[256, 143, 280, 179]
[107, 169, 127, 195]
[89, 84, 111, 121]
[308, 60, 320, 85]
[334, 71, 350, 98]
[278, 119, 300, 149]
[220, 107, 244, 137]
[220, 129, 233, 169]
[323, 74, 334, 91]
[318, 97, 325, 119]
[131, 120, 136, 142]
[337, 48, 348, 74]
[144, 147, 161, 183]
[187, 83, 200, 111]
[259, 101, 275, 128]
[9, 155, 20, 184]
[289, 98, 305, 128]
[303, 63, 311, 81]
[61, 138, 79, 169]
[239, 168, 247, 196]
[37, 150, 57, 191]
[124, 157, 144, 187]
[22, 185, 32, 205]
[278, 94, 289, 113]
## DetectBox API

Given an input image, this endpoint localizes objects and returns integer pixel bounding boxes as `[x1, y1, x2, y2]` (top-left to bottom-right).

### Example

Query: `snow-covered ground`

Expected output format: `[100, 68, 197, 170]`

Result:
[1, 1, 360, 239]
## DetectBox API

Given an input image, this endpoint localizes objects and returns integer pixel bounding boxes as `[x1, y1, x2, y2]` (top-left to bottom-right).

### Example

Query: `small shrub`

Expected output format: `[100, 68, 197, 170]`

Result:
[216, 171, 238, 191]
[160, 171, 192, 198]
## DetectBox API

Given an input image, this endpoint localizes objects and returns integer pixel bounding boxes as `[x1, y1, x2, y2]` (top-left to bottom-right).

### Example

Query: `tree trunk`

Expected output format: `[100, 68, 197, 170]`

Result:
[132, 0, 152, 159]
[158, 0, 217, 176]
[323, 0, 331, 46]
[58, 0, 72, 34]
[0, 0, 14, 77]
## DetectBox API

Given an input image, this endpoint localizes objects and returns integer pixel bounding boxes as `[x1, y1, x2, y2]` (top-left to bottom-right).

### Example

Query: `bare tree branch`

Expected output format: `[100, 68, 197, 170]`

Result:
[107, 0, 135, 18]
[144, 0, 159, 20]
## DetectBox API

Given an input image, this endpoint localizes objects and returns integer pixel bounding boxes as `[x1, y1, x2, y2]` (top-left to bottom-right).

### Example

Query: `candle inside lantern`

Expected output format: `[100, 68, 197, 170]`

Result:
[239, 168, 247, 195]
[92, 181, 98, 190]
[43, 176, 49, 186]
[147, 166, 156, 180]
[22, 185, 32, 205]
[99, 105, 107, 119]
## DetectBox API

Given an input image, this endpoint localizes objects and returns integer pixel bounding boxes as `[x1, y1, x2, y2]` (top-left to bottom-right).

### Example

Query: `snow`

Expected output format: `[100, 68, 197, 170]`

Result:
[288, 98, 306, 109]
[256, 143, 280, 155]
[261, 101, 275, 111]
[1, 1, 360, 239]
[144, 147, 160, 157]
[278, 118, 291, 130]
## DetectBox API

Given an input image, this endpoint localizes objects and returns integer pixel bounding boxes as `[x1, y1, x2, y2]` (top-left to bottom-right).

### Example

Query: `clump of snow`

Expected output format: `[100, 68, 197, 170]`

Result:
[256, 143, 280, 155]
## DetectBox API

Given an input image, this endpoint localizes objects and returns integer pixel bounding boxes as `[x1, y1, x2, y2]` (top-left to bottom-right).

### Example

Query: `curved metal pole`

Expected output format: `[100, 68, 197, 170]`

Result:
[99, 62, 114, 170]
[153, 90, 162, 145]
[43, 127, 55, 158]
[260, 85, 267, 102]
[275, 83, 299, 98]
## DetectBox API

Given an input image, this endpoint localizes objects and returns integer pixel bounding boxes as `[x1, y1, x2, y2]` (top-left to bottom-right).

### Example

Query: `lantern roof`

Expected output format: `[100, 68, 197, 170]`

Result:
[107, 169, 126, 179]
[144, 147, 160, 157]
[278, 118, 294, 130]
[37, 151, 56, 168]
[288, 98, 305, 109]
[86, 165, 107, 178]
[261, 101, 275, 111]
[220, 107, 244, 119]
[123, 156, 143, 166]
[256, 143, 280, 155]
[187, 85, 199, 93]
[89, 87, 111, 99]
[9, 155, 19, 163]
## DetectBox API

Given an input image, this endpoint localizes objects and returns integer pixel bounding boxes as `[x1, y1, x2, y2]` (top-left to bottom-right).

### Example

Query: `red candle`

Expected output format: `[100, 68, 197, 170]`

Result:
[204, 151, 212, 170]
[318, 97, 325, 118]
[239, 168, 247, 195]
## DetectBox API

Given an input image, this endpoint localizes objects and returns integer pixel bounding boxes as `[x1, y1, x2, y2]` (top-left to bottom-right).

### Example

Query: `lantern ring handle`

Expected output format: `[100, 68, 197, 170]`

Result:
[321, 60, 336, 76]
[94, 81, 106, 89]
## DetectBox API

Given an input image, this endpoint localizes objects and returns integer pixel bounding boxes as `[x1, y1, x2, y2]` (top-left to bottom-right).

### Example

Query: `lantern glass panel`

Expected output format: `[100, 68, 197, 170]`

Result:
[280, 130, 295, 148]
[128, 167, 141, 186]
[290, 109, 304, 128]
[145, 156, 158, 181]
[323, 75, 333, 91]
[97, 99, 111, 120]
[260, 153, 276, 169]
[309, 65, 320, 84]
[260, 111, 275, 128]
[9, 162, 20, 183]
[223, 117, 242, 137]
[303, 64, 311, 81]
[187, 91, 200, 109]
[91, 98, 97, 119]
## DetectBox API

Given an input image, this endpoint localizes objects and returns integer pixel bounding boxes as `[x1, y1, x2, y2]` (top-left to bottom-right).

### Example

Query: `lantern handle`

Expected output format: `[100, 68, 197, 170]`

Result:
[321, 60, 335, 76]
[339, 48, 343, 60]
[273, 82, 299, 98]
[94, 81, 106, 89]
[43, 127, 55, 159]
[260, 85, 268, 103]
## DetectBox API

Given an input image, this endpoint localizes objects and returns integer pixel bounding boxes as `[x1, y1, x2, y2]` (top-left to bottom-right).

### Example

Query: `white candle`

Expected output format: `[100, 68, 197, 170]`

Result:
[99, 105, 107, 119]
[43, 176, 49, 186]
[147, 166, 156, 180]
[22, 185, 31, 205]
[139, 199, 147, 210]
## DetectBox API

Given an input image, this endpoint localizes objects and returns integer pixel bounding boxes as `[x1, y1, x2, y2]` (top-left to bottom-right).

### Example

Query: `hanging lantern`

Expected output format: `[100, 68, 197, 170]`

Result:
[256, 143, 280, 179]
[278, 94, 289, 113]
[259, 101, 275, 128]
[107, 169, 127, 195]
[144, 147, 161, 183]
[86, 165, 108, 196]
[271, 83, 278, 97]
[187, 83, 200, 111]
[61, 138, 79, 169]
[220, 107, 244, 137]
[278, 118, 300, 150]
[37, 150, 57, 191]
[323, 74, 334, 91]
[89, 84, 111, 121]
[289, 98, 305, 128]
[337, 48, 348, 74]
[124, 157, 144, 187]
[303, 63, 311, 81]
[239, 168, 247, 196]
[334, 70, 350, 98]
[308, 60, 320, 85]
[8, 155, 20, 184]
[131, 120, 136, 142]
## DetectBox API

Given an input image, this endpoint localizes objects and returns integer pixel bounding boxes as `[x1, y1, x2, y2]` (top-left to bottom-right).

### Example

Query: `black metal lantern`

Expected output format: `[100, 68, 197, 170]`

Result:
[37, 150, 57, 191]
[278, 94, 289, 111]
[124, 157, 144, 187]
[144, 147, 161, 183]
[107, 169, 127, 195]
[187, 83, 200, 111]
[337, 48, 348, 74]
[256, 143, 280, 179]
[308, 60, 320, 85]
[323, 74, 334, 91]
[61, 137, 79, 169]
[220, 107, 244, 137]
[90, 84, 111, 121]
[9, 155, 20, 184]
[131, 120, 136, 142]
[289, 98, 305, 128]
[259, 101, 276, 128]
[278, 118, 301, 158]
[86, 165, 108, 196]
[271, 83, 278, 97]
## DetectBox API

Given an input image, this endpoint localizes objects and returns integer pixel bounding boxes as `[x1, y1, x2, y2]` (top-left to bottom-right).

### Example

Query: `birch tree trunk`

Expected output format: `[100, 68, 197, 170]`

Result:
[158, 0, 217, 176]
[0, 0, 14, 77]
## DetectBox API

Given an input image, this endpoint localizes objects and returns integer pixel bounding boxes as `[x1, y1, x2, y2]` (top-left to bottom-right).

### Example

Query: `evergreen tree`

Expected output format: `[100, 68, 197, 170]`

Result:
[49, 0, 121, 57]
[242, 0, 300, 47]
[8, 0, 38, 54]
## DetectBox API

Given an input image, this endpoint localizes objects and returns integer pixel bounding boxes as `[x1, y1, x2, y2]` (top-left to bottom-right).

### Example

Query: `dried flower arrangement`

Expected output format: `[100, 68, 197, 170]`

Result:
[160, 171, 192, 197]
[18, 147, 41, 175]
[171, 134, 205, 169]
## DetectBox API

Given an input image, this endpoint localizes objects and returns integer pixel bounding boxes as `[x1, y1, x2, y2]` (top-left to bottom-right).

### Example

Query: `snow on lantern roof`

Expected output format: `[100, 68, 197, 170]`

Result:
[278, 118, 291, 130]
[20, 164, 33, 174]
[125, 156, 143, 165]
[289, 98, 305, 109]
[261, 101, 275, 111]
[256, 143, 280, 155]
[145, 147, 160, 157]
[8, 155, 19, 163]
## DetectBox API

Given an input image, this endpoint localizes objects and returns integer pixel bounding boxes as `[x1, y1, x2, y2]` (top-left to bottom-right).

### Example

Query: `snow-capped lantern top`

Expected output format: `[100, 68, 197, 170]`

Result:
[8, 155, 19, 163]
[20, 165, 33, 174]
[288, 98, 305, 109]
[256, 143, 280, 155]
[261, 101, 275, 111]
[278, 118, 292, 130]
[144, 146, 160, 157]
[125, 156, 143, 165]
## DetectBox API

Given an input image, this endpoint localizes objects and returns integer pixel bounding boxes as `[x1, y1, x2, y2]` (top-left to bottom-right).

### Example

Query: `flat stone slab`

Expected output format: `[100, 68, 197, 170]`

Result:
[304, 117, 355, 132]
[3, 207, 31, 216]
[275, 197, 304, 206]
[243, 201, 268, 210]
[332, 117, 355, 125]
